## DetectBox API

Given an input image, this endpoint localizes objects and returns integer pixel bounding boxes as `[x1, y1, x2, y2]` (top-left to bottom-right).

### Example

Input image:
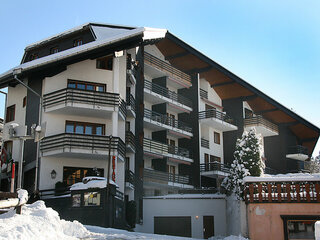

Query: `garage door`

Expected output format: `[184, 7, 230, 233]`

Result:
[154, 216, 191, 237]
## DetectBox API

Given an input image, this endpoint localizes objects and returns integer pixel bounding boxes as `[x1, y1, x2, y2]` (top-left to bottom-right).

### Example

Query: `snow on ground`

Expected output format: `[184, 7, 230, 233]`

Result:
[244, 173, 320, 182]
[0, 200, 248, 240]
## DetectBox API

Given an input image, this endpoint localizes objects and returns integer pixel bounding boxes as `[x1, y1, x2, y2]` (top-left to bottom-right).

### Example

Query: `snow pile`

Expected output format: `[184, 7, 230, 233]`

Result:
[244, 173, 320, 182]
[315, 221, 320, 240]
[0, 201, 90, 240]
[70, 176, 118, 191]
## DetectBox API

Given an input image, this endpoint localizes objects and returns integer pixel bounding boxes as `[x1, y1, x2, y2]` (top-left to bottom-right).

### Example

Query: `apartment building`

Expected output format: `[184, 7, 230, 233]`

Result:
[0, 23, 319, 225]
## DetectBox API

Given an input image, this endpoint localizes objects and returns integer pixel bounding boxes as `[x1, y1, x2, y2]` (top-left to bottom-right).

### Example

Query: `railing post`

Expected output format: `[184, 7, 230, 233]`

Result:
[306, 183, 311, 202]
[267, 184, 272, 202]
[249, 184, 254, 203]
[286, 184, 291, 202]
[316, 183, 320, 203]
[277, 184, 282, 202]
[258, 184, 262, 202]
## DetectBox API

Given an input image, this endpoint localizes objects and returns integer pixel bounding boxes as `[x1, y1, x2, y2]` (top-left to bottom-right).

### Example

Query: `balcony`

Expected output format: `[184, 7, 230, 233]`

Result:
[201, 138, 209, 149]
[200, 162, 230, 177]
[286, 145, 309, 161]
[125, 170, 135, 190]
[143, 168, 193, 188]
[143, 138, 193, 164]
[144, 80, 192, 113]
[43, 88, 126, 119]
[143, 109, 192, 138]
[126, 94, 136, 117]
[144, 52, 192, 88]
[198, 109, 237, 132]
[40, 133, 125, 161]
[244, 115, 278, 137]
[125, 131, 136, 153]
[200, 89, 208, 99]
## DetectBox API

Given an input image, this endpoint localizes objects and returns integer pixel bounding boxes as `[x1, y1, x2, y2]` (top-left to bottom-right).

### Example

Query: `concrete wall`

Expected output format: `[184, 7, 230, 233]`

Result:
[247, 203, 320, 240]
[137, 196, 227, 238]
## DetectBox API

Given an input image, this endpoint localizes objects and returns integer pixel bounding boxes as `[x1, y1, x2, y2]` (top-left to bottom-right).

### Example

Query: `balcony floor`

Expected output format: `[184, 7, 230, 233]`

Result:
[286, 153, 309, 161]
[244, 125, 278, 137]
[200, 118, 238, 132]
[201, 171, 229, 178]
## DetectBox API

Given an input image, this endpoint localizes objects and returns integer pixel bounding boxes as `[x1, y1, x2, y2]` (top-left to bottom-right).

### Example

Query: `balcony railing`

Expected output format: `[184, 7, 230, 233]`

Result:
[244, 181, 320, 204]
[200, 162, 230, 174]
[40, 133, 126, 159]
[126, 94, 136, 114]
[143, 138, 191, 159]
[125, 170, 135, 186]
[288, 145, 309, 155]
[198, 109, 236, 126]
[144, 52, 192, 85]
[201, 138, 209, 149]
[125, 131, 136, 152]
[144, 80, 192, 108]
[144, 109, 192, 133]
[119, 98, 127, 118]
[143, 168, 192, 185]
[43, 88, 121, 110]
[200, 89, 208, 99]
[244, 115, 278, 134]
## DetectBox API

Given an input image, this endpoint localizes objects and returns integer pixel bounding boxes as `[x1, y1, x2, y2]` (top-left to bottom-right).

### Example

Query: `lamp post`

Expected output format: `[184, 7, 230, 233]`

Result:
[13, 71, 43, 192]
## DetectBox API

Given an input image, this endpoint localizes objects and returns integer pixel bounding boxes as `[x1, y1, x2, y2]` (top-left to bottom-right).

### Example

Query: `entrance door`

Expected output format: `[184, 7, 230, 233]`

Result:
[203, 216, 214, 239]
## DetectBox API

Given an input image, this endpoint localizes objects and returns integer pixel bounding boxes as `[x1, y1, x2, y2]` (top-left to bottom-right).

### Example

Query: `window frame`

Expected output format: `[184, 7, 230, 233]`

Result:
[96, 55, 113, 71]
[6, 105, 15, 122]
[73, 38, 83, 47]
[63, 166, 104, 186]
[65, 121, 105, 136]
[67, 79, 106, 92]
[214, 131, 220, 144]
[50, 46, 59, 54]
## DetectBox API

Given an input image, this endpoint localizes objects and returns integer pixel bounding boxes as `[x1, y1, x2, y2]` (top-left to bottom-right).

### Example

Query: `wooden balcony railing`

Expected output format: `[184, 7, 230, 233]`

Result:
[144, 80, 192, 108]
[244, 115, 278, 134]
[144, 109, 192, 133]
[244, 181, 320, 204]
[143, 138, 191, 159]
[144, 52, 192, 85]
[40, 133, 126, 159]
[200, 162, 230, 174]
[143, 168, 192, 185]
[198, 109, 237, 126]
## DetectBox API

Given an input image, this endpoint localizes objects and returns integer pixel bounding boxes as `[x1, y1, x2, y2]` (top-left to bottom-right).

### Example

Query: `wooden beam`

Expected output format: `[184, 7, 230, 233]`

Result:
[211, 81, 234, 88]
[241, 94, 258, 101]
[186, 66, 212, 74]
[165, 51, 189, 60]
[301, 137, 318, 143]
[256, 108, 278, 115]
[279, 121, 299, 127]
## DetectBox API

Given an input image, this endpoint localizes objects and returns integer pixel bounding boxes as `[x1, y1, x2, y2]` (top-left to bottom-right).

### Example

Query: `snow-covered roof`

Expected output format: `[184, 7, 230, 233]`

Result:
[244, 173, 320, 182]
[70, 176, 118, 191]
[0, 24, 167, 81]
[144, 193, 226, 200]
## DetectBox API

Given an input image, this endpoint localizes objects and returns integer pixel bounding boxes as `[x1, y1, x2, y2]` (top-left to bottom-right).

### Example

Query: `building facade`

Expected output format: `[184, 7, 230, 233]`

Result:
[0, 23, 319, 225]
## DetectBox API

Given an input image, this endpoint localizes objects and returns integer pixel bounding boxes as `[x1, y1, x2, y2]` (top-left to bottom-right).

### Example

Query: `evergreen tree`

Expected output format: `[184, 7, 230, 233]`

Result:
[222, 128, 264, 197]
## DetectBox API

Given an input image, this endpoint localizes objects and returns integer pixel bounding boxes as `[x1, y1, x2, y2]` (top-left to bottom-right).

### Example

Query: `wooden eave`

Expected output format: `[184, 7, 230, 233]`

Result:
[153, 32, 320, 152]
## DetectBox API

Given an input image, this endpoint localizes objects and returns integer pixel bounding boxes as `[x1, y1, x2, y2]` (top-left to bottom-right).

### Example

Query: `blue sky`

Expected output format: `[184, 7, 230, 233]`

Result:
[0, 0, 319, 156]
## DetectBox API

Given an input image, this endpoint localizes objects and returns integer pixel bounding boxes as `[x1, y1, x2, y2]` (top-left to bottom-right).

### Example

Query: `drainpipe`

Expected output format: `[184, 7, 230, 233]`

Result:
[0, 90, 7, 189]
[13, 73, 43, 193]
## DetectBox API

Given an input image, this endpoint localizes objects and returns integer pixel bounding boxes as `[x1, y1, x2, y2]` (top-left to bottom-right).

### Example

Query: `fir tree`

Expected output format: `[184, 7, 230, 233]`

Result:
[222, 128, 264, 197]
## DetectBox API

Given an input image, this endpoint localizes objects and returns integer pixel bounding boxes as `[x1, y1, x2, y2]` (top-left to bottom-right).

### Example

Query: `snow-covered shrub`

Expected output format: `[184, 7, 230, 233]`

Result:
[305, 152, 320, 173]
[223, 128, 264, 198]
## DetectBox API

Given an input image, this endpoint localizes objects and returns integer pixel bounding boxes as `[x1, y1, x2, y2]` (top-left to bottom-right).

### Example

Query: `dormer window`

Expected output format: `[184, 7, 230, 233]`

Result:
[50, 46, 59, 54]
[73, 39, 82, 47]
[29, 53, 38, 61]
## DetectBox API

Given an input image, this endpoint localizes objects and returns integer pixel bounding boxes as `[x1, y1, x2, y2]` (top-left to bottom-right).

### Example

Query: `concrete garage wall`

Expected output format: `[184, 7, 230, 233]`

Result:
[136, 195, 227, 239]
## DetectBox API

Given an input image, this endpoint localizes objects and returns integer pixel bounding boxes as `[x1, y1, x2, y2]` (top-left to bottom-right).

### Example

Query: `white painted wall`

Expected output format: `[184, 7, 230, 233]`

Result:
[200, 125, 224, 164]
[138, 196, 227, 238]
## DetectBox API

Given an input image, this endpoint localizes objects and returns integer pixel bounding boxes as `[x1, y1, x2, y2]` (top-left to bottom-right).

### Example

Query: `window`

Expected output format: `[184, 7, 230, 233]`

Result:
[245, 108, 253, 119]
[63, 166, 104, 186]
[3, 141, 13, 161]
[29, 53, 38, 61]
[6, 105, 15, 122]
[210, 155, 221, 163]
[73, 38, 82, 47]
[214, 132, 220, 144]
[96, 55, 113, 70]
[50, 47, 59, 54]
[65, 121, 105, 135]
[84, 192, 101, 206]
[23, 96, 27, 108]
[204, 153, 209, 164]
[72, 194, 81, 207]
[67, 79, 105, 92]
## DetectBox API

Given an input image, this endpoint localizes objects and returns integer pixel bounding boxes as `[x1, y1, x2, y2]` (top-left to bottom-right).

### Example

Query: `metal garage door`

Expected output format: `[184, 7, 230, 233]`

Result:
[154, 216, 192, 237]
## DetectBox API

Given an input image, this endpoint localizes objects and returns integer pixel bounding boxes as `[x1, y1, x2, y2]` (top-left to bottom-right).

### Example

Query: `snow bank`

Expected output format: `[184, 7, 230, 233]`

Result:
[244, 173, 320, 182]
[316, 221, 320, 240]
[70, 176, 118, 191]
[0, 201, 90, 240]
